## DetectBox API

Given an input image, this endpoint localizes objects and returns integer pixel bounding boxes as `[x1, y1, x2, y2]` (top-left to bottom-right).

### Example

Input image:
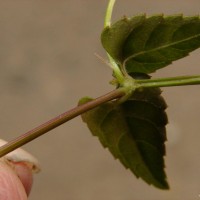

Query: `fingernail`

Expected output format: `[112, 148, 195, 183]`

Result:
[0, 139, 41, 197]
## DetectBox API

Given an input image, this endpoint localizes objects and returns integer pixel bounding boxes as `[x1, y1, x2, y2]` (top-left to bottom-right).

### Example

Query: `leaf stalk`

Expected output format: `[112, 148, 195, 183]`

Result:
[136, 75, 200, 88]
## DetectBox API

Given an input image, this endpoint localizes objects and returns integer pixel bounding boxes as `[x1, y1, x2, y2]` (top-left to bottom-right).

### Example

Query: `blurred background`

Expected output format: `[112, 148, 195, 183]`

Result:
[0, 0, 200, 199]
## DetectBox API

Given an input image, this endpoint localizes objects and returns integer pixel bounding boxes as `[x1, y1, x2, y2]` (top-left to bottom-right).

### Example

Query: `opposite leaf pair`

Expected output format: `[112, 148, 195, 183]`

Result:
[80, 14, 200, 189]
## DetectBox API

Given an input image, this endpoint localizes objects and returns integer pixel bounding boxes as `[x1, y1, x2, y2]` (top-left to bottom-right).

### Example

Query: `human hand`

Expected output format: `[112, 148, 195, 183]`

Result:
[0, 139, 40, 200]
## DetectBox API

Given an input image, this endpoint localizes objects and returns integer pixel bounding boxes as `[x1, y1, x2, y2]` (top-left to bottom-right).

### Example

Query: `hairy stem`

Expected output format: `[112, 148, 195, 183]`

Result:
[0, 89, 125, 157]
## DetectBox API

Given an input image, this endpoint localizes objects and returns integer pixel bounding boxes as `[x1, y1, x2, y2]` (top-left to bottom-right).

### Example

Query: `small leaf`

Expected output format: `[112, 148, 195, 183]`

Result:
[101, 14, 200, 73]
[79, 78, 169, 189]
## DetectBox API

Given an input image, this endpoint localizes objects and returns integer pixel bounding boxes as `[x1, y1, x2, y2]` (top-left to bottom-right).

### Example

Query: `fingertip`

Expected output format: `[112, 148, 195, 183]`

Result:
[0, 159, 28, 200]
[13, 162, 34, 196]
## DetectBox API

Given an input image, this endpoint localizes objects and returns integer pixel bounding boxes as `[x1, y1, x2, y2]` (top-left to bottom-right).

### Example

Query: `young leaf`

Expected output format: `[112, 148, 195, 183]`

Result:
[79, 75, 169, 189]
[101, 14, 200, 74]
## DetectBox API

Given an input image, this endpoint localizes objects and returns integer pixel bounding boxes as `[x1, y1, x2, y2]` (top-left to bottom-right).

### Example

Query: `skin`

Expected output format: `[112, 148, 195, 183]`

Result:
[0, 159, 33, 200]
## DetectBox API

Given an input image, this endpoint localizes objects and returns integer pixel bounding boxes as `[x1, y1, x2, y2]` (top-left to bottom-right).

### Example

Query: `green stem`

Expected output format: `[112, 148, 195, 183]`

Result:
[0, 88, 125, 157]
[104, 0, 116, 27]
[137, 75, 200, 88]
[104, 0, 125, 84]
[107, 54, 125, 84]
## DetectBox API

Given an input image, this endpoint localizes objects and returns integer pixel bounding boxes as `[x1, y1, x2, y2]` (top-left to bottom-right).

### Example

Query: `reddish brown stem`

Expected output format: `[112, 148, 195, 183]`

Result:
[0, 88, 125, 157]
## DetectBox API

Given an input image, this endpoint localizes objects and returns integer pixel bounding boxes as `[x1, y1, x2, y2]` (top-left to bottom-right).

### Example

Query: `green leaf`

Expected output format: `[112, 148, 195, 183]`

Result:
[101, 14, 200, 73]
[79, 78, 169, 189]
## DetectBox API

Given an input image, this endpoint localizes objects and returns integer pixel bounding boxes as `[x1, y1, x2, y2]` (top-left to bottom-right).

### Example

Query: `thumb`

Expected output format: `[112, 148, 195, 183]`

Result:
[13, 162, 34, 196]
[0, 159, 30, 200]
[0, 139, 41, 200]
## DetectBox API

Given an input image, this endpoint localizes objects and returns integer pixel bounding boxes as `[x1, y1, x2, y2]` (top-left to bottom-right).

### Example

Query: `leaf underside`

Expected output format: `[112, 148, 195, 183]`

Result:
[80, 13, 200, 189]
[79, 81, 169, 189]
[101, 14, 200, 73]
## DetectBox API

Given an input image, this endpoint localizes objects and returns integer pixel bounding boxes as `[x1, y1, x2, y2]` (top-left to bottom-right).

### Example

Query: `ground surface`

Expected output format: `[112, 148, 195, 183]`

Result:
[0, 1, 200, 199]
